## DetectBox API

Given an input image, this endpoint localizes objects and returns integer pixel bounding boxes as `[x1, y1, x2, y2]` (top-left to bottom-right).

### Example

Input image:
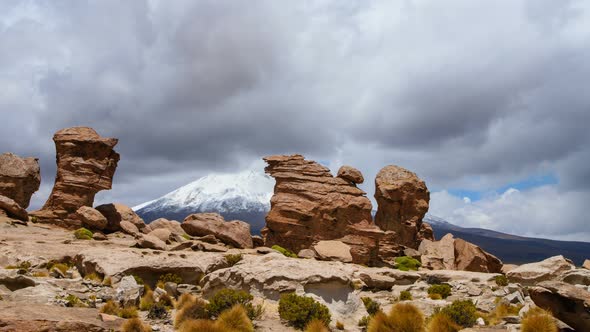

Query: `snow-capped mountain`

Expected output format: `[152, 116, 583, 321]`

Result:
[133, 170, 274, 234]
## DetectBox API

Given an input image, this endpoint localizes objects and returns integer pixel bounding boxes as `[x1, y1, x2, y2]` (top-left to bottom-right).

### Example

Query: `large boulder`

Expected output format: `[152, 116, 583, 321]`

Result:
[32, 127, 119, 228]
[374, 165, 433, 249]
[137, 234, 167, 251]
[313, 240, 353, 263]
[0, 195, 28, 221]
[0, 152, 40, 209]
[529, 281, 590, 332]
[337, 166, 364, 184]
[145, 218, 185, 236]
[261, 154, 383, 265]
[418, 233, 502, 273]
[75, 206, 108, 230]
[182, 213, 253, 249]
[506, 255, 575, 285]
[95, 203, 146, 233]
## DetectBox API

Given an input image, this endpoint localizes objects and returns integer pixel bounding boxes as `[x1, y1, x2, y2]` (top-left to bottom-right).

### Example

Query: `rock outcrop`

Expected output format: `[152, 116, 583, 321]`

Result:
[374, 165, 433, 249]
[584, 259, 590, 270]
[95, 203, 146, 233]
[337, 166, 364, 184]
[506, 255, 575, 285]
[182, 213, 253, 249]
[261, 155, 383, 265]
[32, 127, 119, 227]
[529, 281, 590, 332]
[0, 152, 40, 209]
[0, 195, 29, 221]
[419, 233, 502, 273]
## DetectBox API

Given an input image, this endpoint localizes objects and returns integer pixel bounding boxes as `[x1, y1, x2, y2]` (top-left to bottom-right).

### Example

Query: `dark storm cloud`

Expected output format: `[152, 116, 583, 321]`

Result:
[1, 0, 590, 240]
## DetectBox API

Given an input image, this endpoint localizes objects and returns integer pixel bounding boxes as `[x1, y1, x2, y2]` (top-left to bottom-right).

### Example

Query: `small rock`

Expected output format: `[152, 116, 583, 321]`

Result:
[153, 287, 166, 299]
[504, 291, 525, 305]
[403, 248, 421, 260]
[476, 317, 485, 326]
[76, 206, 108, 230]
[177, 284, 199, 294]
[502, 264, 519, 274]
[92, 232, 107, 241]
[197, 234, 219, 244]
[98, 313, 119, 322]
[170, 241, 193, 251]
[0, 195, 28, 221]
[116, 275, 142, 307]
[313, 240, 353, 263]
[256, 247, 274, 255]
[252, 235, 264, 247]
[191, 241, 227, 252]
[137, 235, 167, 251]
[120, 220, 140, 236]
[148, 228, 172, 243]
[358, 272, 396, 290]
[297, 249, 316, 259]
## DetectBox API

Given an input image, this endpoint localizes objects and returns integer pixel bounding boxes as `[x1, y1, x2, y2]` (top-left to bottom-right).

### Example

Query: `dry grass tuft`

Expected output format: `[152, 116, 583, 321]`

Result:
[121, 317, 152, 332]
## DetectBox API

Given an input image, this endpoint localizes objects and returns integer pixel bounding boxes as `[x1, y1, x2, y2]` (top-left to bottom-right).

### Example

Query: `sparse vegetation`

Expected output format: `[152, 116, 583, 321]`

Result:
[158, 292, 174, 308]
[65, 294, 82, 307]
[216, 304, 254, 332]
[74, 227, 93, 240]
[182, 234, 191, 240]
[176, 293, 196, 310]
[103, 276, 112, 286]
[119, 306, 139, 318]
[175, 296, 209, 328]
[132, 275, 144, 285]
[100, 300, 120, 315]
[177, 319, 219, 332]
[121, 317, 152, 332]
[521, 308, 558, 332]
[30, 216, 38, 223]
[358, 315, 371, 328]
[395, 256, 421, 271]
[484, 302, 522, 325]
[336, 320, 345, 330]
[278, 292, 331, 330]
[32, 271, 49, 277]
[426, 312, 461, 332]
[366, 303, 425, 332]
[494, 275, 508, 287]
[139, 289, 155, 311]
[84, 272, 102, 282]
[158, 272, 183, 284]
[399, 290, 413, 301]
[51, 263, 70, 274]
[304, 319, 330, 332]
[362, 297, 381, 316]
[427, 284, 451, 299]
[148, 302, 169, 320]
[225, 253, 243, 266]
[439, 300, 477, 328]
[206, 288, 261, 320]
[272, 245, 297, 258]
[367, 311, 396, 332]
[5, 261, 32, 270]
[428, 293, 442, 300]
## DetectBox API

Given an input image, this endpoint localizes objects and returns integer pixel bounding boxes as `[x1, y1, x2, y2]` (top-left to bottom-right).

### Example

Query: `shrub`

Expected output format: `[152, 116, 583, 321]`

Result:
[103, 276, 112, 286]
[395, 256, 421, 271]
[119, 306, 139, 318]
[216, 304, 254, 332]
[494, 275, 508, 287]
[427, 284, 451, 299]
[521, 309, 557, 332]
[30, 216, 38, 223]
[182, 234, 191, 240]
[175, 297, 209, 328]
[367, 311, 396, 332]
[358, 315, 371, 328]
[148, 302, 169, 320]
[485, 303, 522, 325]
[132, 275, 144, 285]
[139, 289, 155, 311]
[388, 302, 425, 332]
[84, 272, 102, 282]
[74, 227, 93, 240]
[225, 253, 243, 266]
[176, 293, 196, 310]
[399, 291, 413, 301]
[428, 293, 442, 300]
[65, 294, 82, 307]
[51, 263, 70, 275]
[336, 321, 345, 330]
[206, 288, 259, 320]
[177, 319, 221, 332]
[158, 292, 174, 308]
[121, 317, 152, 332]
[158, 272, 183, 284]
[278, 292, 331, 330]
[440, 300, 477, 328]
[304, 319, 330, 332]
[362, 297, 381, 316]
[427, 313, 461, 332]
[272, 245, 297, 258]
[6, 261, 32, 270]
[100, 300, 120, 315]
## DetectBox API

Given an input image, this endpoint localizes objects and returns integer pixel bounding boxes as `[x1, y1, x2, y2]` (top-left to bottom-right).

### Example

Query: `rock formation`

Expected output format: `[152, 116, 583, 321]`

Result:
[419, 233, 503, 273]
[95, 203, 146, 234]
[529, 281, 590, 332]
[32, 127, 119, 227]
[182, 212, 253, 249]
[261, 154, 383, 265]
[506, 255, 575, 285]
[0, 152, 40, 209]
[374, 165, 433, 249]
[337, 166, 364, 184]
[0, 195, 29, 221]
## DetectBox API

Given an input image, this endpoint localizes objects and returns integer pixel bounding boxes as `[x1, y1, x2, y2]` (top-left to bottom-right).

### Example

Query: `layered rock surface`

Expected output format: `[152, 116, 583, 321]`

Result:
[506, 255, 575, 285]
[0, 152, 40, 209]
[261, 154, 383, 265]
[33, 127, 119, 227]
[530, 281, 590, 332]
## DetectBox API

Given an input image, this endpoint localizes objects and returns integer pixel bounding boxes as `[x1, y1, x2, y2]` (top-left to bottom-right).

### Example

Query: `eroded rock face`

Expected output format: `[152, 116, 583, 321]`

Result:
[529, 281, 590, 332]
[0, 153, 40, 209]
[261, 154, 383, 265]
[374, 165, 433, 249]
[506, 255, 575, 285]
[33, 127, 119, 227]
[95, 203, 146, 233]
[182, 213, 253, 249]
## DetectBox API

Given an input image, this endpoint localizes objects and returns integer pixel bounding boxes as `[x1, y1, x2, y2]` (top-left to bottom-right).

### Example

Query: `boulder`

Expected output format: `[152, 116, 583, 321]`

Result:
[0, 152, 40, 208]
[145, 218, 185, 236]
[119, 220, 140, 236]
[251, 235, 264, 247]
[297, 249, 316, 259]
[583, 259, 590, 270]
[32, 127, 119, 227]
[148, 228, 172, 243]
[313, 240, 353, 263]
[507, 255, 575, 285]
[92, 232, 107, 241]
[261, 154, 383, 265]
[419, 233, 455, 270]
[95, 203, 146, 233]
[75, 206, 108, 230]
[0, 195, 28, 221]
[191, 241, 228, 252]
[374, 165, 433, 249]
[358, 272, 397, 290]
[337, 166, 364, 184]
[560, 269, 590, 286]
[137, 234, 167, 251]
[529, 281, 590, 332]
[115, 275, 142, 307]
[181, 213, 253, 249]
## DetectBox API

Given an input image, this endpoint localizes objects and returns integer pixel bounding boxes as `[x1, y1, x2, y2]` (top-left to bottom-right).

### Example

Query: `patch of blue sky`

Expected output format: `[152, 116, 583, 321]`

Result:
[448, 173, 558, 202]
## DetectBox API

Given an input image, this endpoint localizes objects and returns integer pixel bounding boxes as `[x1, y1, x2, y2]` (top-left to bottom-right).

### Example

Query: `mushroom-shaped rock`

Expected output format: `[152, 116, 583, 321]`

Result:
[0, 153, 40, 209]
[0, 195, 28, 221]
[75, 206, 108, 230]
[95, 203, 146, 233]
[182, 213, 253, 249]
[374, 165, 433, 249]
[337, 166, 364, 184]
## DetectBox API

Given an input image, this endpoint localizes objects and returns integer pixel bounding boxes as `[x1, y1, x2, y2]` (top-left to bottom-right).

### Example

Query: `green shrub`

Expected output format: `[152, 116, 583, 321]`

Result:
[148, 302, 169, 320]
[175, 297, 209, 328]
[521, 309, 557, 332]
[158, 272, 183, 284]
[182, 234, 191, 240]
[225, 253, 243, 266]
[206, 288, 259, 320]
[132, 275, 144, 285]
[272, 245, 297, 258]
[429, 293, 442, 300]
[304, 319, 330, 332]
[84, 272, 102, 282]
[121, 317, 152, 332]
[427, 284, 451, 299]
[494, 275, 508, 287]
[399, 291, 413, 301]
[216, 304, 254, 332]
[6, 261, 32, 270]
[358, 315, 371, 327]
[103, 276, 112, 286]
[65, 294, 82, 307]
[278, 293, 331, 330]
[395, 256, 421, 271]
[74, 227, 93, 240]
[427, 312, 461, 332]
[362, 297, 381, 316]
[440, 300, 477, 328]
[30, 216, 38, 223]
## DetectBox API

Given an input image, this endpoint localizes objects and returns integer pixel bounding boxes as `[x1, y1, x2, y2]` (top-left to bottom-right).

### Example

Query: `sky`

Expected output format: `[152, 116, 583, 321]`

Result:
[1, 0, 589, 241]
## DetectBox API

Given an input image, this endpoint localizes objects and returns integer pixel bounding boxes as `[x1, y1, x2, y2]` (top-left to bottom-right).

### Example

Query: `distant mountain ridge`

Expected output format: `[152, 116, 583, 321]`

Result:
[134, 170, 590, 265]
